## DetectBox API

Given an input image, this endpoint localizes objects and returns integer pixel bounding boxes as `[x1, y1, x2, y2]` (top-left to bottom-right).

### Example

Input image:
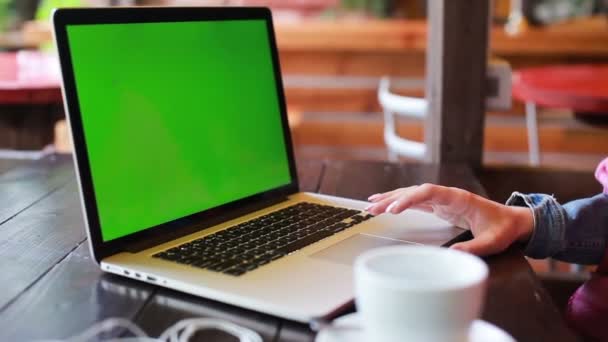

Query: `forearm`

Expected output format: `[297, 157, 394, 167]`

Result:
[507, 192, 608, 265]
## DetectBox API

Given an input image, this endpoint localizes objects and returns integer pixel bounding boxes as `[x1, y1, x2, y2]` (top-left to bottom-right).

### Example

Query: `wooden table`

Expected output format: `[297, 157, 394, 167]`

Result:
[0, 155, 579, 342]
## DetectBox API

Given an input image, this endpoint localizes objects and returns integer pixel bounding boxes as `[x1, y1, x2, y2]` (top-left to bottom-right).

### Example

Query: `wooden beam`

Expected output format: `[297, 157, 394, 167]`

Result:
[425, 0, 490, 167]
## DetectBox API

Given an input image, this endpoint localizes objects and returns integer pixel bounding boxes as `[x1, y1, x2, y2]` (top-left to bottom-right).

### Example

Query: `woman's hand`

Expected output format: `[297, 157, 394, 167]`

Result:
[366, 184, 534, 256]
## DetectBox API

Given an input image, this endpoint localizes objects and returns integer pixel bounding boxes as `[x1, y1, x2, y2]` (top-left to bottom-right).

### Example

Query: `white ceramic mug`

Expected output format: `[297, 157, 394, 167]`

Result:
[354, 245, 489, 342]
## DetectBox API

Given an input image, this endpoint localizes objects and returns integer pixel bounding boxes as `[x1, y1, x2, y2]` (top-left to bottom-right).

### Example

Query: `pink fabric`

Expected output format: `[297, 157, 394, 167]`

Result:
[566, 276, 608, 340]
[596, 157, 608, 195]
[565, 249, 608, 340]
[564, 158, 608, 340]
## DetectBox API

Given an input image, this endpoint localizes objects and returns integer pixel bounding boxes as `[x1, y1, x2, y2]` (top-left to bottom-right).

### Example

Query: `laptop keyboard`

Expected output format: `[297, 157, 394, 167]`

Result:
[153, 202, 373, 276]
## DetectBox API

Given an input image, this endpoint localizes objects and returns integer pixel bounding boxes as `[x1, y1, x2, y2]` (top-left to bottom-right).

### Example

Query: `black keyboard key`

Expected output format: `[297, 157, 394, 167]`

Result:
[256, 258, 271, 266]
[247, 250, 264, 258]
[276, 229, 333, 255]
[267, 241, 283, 250]
[207, 259, 240, 272]
[174, 257, 195, 265]
[329, 222, 349, 233]
[224, 267, 247, 276]
[192, 259, 214, 268]
[266, 250, 286, 260]
[243, 263, 259, 271]
[285, 234, 299, 242]
[276, 237, 290, 245]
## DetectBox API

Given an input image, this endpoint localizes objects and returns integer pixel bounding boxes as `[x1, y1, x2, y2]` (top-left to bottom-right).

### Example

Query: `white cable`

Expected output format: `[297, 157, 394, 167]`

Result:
[36, 317, 263, 342]
[160, 318, 263, 342]
[37, 318, 150, 342]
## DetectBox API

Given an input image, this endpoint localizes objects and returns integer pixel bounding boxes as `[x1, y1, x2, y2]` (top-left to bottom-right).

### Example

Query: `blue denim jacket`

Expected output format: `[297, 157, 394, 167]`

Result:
[506, 192, 608, 265]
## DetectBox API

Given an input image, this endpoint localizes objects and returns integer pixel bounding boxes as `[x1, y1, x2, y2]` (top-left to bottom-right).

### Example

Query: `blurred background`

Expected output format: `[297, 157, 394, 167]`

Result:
[0, 0, 607, 284]
[1, 0, 607, 166]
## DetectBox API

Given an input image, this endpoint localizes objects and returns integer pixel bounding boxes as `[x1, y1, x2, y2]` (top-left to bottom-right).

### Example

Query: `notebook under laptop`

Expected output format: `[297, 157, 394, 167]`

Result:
[53, 7, 465, 323]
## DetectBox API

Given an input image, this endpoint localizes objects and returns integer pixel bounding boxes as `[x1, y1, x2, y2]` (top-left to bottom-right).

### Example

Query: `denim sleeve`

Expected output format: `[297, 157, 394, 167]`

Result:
[506, 192, 608, 265]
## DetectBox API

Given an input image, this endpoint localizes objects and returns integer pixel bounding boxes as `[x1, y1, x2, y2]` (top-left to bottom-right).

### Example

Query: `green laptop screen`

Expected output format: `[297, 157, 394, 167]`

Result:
[66, 20, 292, 242]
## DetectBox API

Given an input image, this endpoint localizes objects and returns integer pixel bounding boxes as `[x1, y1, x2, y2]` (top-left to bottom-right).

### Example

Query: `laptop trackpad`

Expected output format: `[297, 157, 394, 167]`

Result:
[310, 234, 417, 266]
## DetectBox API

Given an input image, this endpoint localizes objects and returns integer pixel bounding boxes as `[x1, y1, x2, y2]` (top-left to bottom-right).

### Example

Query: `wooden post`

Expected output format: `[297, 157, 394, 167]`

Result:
[425, 0, 490, 168]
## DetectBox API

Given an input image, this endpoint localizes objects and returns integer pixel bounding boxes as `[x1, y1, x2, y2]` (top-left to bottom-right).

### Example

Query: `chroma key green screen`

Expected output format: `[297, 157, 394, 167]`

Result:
[66, 19, 292, 242]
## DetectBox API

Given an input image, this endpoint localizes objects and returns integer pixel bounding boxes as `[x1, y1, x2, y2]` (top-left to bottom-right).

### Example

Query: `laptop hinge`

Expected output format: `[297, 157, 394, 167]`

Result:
[125, 195, 290, 253]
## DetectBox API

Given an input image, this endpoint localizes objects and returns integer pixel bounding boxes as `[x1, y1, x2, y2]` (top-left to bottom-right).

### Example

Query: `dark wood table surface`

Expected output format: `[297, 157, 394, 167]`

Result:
[0, 155, 579, 342]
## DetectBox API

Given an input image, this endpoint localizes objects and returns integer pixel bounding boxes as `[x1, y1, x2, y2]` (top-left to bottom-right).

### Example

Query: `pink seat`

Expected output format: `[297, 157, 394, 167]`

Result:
[512, 65, 608, 166]
[0, 51, 62, 105]
[0, 51, 63, 153]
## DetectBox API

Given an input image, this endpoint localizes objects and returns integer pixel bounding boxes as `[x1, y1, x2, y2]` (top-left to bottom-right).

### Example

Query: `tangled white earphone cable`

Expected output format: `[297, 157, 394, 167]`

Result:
[37, 317, 263, 342]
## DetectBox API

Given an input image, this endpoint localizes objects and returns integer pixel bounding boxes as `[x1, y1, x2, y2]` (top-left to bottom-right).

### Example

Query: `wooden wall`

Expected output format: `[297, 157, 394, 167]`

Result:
[278, 17, 608, 157]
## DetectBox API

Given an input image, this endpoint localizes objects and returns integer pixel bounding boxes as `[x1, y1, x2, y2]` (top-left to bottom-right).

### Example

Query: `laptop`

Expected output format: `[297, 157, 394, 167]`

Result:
[53, 7, 465, 323]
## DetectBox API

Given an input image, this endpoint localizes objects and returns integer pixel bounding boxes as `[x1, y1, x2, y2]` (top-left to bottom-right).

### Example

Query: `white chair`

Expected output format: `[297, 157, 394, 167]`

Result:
[379, 61, 511, 162]
[378, 77, 428, 161]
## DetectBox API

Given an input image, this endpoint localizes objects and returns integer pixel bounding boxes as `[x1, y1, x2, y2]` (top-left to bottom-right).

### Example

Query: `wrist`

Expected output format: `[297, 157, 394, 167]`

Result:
[510, 206, 534, 243]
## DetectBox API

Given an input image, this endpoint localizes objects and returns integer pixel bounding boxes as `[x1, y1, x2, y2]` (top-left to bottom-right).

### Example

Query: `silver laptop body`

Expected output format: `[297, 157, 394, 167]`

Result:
[53, 6, 464, 323]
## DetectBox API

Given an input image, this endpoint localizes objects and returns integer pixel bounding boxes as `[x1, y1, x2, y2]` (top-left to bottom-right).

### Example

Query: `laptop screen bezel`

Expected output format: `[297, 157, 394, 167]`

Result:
[53, 7, 299, 263]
